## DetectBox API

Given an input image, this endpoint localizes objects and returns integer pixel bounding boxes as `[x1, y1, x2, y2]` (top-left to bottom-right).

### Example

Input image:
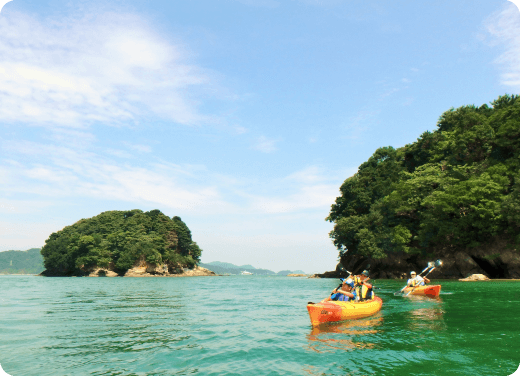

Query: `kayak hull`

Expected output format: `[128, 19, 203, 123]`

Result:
[307, 296, 383, 327]
[403, 284, 441, 297]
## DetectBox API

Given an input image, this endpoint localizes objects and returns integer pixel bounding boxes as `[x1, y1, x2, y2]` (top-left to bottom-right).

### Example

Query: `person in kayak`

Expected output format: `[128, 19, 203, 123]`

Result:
[324, 278, 356, 302]
[354, 270, 374, 301]
[405, 271, 430, 288]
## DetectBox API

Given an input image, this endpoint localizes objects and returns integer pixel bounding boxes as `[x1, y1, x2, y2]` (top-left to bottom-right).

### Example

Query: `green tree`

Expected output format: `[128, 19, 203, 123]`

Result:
[40, 210, 203, 276]
[328, 94, 520, 261]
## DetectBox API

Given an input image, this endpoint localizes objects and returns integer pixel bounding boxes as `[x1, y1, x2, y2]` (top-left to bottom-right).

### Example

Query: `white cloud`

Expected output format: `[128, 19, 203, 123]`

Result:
[122, 142, 152, 153]
[485, 4, 520, 90]
[250, 184, 338, 214]
[1, 140, 231, 214]
[252, 135, 279, 153]
[0, 11, 217, 127]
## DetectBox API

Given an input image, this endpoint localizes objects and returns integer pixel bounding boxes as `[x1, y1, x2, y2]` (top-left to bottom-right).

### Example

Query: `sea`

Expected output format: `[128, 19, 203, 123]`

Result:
[0, 275, 518, 376]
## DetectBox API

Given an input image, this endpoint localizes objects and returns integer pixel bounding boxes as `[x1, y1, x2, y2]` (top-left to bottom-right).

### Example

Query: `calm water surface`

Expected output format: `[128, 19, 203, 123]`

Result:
[0, 275, 518, 375]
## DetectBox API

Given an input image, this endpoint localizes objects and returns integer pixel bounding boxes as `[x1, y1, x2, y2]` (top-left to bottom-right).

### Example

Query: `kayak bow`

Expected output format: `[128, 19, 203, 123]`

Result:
[307, 296, 383, 327]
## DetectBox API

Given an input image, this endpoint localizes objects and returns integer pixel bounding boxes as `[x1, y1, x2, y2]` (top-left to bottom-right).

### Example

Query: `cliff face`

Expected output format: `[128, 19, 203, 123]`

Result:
[314, 237, 520, 279]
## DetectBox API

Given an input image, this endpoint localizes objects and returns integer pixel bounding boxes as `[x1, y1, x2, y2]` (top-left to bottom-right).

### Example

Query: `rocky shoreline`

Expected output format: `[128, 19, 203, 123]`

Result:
[310, 237, 520, 280]
[40, 262, 217, 277]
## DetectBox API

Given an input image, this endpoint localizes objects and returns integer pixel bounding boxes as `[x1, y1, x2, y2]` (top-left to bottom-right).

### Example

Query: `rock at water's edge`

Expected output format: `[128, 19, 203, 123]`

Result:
[459, 274, 490, 281]
[88, 268, 118, 277]
[287, 273, 307, 277]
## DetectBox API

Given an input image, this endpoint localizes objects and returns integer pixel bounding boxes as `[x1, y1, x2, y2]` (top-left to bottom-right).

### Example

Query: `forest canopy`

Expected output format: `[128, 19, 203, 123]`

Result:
[41, 210, 202, 276]
[327, 94, 520, 260]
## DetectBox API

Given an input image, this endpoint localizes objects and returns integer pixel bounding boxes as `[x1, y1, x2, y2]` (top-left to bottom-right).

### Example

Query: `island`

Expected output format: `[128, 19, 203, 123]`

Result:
[321, 94, 520, 280]
[40, 209, 215, 277]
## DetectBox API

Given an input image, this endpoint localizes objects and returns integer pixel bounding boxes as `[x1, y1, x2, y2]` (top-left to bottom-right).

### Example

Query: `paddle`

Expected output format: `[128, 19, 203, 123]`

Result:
[396, 259, 442, 295]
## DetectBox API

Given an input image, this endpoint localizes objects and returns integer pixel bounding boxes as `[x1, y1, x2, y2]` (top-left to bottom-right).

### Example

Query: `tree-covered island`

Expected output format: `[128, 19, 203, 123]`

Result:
[326, 94, 520, 279]
[40, 209, 209, 277]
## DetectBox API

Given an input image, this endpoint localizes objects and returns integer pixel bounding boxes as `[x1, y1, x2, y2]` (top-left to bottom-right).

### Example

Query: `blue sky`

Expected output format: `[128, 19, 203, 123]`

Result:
[0, 0, 519, 273]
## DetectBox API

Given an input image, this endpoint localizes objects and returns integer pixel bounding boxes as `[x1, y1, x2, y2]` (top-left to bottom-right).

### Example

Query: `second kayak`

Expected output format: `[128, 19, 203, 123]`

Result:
[403, 284, 441, 297]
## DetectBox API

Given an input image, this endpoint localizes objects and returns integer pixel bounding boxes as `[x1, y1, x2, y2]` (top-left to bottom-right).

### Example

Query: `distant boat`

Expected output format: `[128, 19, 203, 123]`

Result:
[240, 270, 253, 275]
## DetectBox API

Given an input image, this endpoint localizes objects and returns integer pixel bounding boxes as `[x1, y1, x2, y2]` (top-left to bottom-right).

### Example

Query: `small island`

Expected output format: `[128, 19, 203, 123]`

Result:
[40, 209, 214, 277]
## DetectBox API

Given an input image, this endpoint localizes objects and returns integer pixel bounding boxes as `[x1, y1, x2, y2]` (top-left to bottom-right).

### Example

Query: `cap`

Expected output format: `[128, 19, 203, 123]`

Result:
[362, 270, 369, 277]
[340, 278, 354, 288]
[410, 271, 416, 275]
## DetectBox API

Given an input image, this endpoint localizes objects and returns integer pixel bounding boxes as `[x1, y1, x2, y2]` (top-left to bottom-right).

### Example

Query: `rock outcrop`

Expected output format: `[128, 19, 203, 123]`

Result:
[78, 260, 216, 277]
[88, 268, 119, 277]
[314, 237, 520, 279]
[123, 263, 215, 277]
[459, 274, 490, 281]
[287, 273, 307, 277]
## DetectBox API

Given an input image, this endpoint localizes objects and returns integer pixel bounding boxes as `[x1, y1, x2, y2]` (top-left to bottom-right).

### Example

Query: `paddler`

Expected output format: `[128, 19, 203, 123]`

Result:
[354, 270, 374, 301]
[404, 271, 430, 289]
[323, 278, 356, 302]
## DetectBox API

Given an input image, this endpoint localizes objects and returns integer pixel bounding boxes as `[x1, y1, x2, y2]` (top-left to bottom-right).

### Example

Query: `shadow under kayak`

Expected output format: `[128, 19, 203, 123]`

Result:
[307, 296, 383, 327]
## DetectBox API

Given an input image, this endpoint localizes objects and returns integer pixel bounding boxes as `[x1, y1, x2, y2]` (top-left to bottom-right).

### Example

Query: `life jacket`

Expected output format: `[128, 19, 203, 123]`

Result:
[354, 276, 373, 301]
[331, 290, 356, 302]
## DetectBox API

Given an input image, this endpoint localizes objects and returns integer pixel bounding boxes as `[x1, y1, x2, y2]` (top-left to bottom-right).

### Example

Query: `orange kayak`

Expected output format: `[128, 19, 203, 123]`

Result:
[403, 284, 441, 297]
[307, 296, 383, 326]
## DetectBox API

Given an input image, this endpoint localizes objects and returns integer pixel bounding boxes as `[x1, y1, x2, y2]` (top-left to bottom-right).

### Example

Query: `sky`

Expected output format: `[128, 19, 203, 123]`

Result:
[0, 0, 519, 274]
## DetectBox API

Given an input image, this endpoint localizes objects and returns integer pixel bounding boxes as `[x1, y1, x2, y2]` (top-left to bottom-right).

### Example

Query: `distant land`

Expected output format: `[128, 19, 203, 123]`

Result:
[199, 261, 306, 276]
[0, 248, 44, 274]
[0, 249, 307, 276]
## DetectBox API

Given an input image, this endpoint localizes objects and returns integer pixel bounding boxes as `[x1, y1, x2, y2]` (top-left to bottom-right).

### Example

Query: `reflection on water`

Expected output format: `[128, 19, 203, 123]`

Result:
[306, 314, 383, 353]
[407, 296, 446, 331]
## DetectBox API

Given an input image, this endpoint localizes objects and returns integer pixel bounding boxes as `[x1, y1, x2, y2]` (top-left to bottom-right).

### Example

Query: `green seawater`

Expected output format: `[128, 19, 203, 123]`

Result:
[0, 275, 518, 376]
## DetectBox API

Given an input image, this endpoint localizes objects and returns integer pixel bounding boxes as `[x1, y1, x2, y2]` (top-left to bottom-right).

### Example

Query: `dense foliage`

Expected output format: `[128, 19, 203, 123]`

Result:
[41, 210, 202, 275]
[0, 248, 44, 274]
[327, 94, 520, 260]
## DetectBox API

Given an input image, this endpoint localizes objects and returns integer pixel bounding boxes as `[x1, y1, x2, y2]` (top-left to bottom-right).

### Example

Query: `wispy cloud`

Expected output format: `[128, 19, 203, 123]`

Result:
[252, 135, 279, 153]
[1, 140, 231, 213]
[0, 10, 219, 128]
[250, 184, 338, 214]
[1, 137, 344, 217]
[241, 165, 346, 214]
[343, 109, 380, 140]
[122, 142, 152, 153]
[485, 3, 520, 90]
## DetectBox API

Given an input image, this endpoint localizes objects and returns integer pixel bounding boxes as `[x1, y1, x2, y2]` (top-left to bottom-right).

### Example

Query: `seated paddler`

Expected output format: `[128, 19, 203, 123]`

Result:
[406, 270, 430, 288]
[323, 278, 356, 302]
[354, 270, 374, 301]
